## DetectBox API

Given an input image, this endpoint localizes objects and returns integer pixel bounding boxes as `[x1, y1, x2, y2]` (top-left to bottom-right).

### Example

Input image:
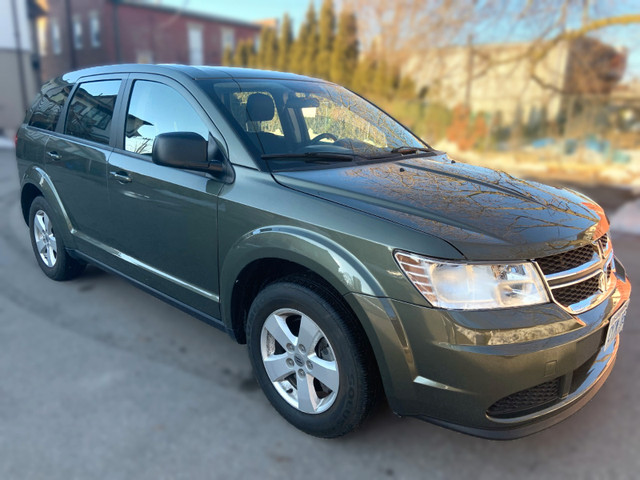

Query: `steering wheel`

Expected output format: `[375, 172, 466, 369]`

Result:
[309, 133, 338, 145]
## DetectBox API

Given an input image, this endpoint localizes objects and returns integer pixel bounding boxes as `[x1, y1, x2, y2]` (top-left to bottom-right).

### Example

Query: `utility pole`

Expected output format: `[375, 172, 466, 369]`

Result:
[9, 0, 29, 113]
[582, 0, 590, 26]
[113, 0, 122, 63]
[465, 33, 474, 109]
[64, 0, 77, 70]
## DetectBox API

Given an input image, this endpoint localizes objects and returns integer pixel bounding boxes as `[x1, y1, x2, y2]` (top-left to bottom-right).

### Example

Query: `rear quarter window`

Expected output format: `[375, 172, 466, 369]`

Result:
[27, 78, 72, 131]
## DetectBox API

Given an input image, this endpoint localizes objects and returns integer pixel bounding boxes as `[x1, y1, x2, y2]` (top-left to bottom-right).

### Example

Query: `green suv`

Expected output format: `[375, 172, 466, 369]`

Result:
[16, 65, 631, 438]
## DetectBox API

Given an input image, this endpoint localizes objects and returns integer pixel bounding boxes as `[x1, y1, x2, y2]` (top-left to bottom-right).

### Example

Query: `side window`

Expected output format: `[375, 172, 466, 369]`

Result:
[124, 81, 209, 156]
[27, 78, 72, 131]
[64, 80, 120, 145]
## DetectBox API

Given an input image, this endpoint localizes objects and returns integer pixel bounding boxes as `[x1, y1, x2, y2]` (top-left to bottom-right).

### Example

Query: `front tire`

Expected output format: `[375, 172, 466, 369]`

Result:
[246, 275, 380, 438]
[28, 196, 85, 281]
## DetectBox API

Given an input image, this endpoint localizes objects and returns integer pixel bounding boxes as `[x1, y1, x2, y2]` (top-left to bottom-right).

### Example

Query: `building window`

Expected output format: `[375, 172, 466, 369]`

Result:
[73, 15, 83, 50]
[188, 24, 204, 65]
[89, 12, 101, 48]
[37, 18, 47, 55]
[51, 18, 61, 55]
[221, 27, 235, 52]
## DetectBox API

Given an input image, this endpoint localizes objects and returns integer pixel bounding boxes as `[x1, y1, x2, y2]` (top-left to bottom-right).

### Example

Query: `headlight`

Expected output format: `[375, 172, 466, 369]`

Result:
[394, 251, 549, 310]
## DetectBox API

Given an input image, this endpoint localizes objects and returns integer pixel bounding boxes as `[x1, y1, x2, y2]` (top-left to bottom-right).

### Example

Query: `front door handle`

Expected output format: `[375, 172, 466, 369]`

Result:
[110, 171, 132, 184]
[46, 151, 61, 161]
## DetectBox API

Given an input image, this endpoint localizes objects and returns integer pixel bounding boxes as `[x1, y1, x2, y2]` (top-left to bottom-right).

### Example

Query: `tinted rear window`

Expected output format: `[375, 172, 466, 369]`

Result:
[27, 78, 72, 131]
[65, 80, 121, 145]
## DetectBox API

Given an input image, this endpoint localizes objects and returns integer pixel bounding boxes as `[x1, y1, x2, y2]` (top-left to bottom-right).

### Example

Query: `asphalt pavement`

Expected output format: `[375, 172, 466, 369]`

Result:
[1, 146, 639, 479]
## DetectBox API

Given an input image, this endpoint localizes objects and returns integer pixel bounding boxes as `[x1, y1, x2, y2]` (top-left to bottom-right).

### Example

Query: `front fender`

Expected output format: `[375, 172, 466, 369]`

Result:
[219, 225, 422, 410]
[219, 225, 386, 326]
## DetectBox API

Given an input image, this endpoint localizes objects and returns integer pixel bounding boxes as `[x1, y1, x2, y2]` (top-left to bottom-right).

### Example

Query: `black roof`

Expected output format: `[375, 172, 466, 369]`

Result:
[62, 64, 324, 84]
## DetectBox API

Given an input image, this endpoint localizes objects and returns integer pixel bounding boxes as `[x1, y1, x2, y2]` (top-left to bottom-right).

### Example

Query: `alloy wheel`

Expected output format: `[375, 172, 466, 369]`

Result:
[260, 308, 340, 414]
[33, 209, 57, 268]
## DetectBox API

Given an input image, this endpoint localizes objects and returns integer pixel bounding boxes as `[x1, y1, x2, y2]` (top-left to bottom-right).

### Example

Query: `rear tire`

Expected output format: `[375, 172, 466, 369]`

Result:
[28, 196, 86, 281]
[246, 275, 380, 438]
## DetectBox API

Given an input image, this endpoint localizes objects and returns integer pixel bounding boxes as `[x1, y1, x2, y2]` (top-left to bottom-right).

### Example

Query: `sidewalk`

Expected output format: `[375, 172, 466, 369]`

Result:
[0, 137, 14, 149]
[611, 199, 640, 236]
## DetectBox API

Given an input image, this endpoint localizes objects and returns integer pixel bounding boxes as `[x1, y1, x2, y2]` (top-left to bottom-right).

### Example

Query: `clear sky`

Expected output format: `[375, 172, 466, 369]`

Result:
[162, 0, 639, 81]
[163, 0, 318, 29]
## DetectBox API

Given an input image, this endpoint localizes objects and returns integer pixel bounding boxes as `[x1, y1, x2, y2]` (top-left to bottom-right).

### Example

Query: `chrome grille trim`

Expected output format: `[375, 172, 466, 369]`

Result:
[535, 234, 615, 314]
[544, 255, 601, 282]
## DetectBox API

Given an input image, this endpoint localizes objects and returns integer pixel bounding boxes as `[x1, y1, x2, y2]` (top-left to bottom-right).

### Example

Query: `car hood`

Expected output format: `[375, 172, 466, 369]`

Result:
[272, 154, 609, 260]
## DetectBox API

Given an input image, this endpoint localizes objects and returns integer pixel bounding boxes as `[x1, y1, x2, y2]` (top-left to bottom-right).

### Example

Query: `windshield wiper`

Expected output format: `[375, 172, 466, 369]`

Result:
[261, 152, 356, 162]
[389, 146, 434, 155]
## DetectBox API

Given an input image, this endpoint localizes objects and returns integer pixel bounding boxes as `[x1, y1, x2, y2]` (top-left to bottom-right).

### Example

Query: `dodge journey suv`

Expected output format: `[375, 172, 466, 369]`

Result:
[16, 65, 631, 438]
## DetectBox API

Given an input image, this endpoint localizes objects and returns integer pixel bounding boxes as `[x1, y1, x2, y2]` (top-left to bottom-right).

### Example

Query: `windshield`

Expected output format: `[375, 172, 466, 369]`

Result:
[199, 78, 429, 163]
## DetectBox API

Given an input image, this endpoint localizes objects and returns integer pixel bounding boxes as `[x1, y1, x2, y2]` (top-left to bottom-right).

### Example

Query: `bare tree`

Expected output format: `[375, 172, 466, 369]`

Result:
[344, 0, 639, 89]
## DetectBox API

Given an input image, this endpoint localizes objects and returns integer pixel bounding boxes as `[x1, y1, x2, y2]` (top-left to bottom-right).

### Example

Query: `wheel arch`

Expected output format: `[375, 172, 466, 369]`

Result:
[20, 166, 76, 246]
[220, 225, 386, 344]
[20, 182, 43, 225]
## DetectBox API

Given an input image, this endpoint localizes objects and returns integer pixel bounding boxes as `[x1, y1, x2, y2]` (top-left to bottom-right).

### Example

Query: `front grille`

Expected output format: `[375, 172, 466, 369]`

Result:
[535, 233, 613, 313]
[487, 378, 561, 418]
[536, 244, 597, 275]
[598, 234, 609, 252]
[552, 275, 601, 307]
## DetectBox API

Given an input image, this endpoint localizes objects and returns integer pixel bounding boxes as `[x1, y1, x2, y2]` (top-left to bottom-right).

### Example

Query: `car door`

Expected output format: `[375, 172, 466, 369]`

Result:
[106, 75, 227, 318]
[44, 76, 125, 252]
[18, 77, 73, 180]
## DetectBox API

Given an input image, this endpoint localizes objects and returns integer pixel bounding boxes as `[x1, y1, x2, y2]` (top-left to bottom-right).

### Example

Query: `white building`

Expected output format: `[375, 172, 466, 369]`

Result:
[0, 0, 41, 139]
[407, 37, 626, 128]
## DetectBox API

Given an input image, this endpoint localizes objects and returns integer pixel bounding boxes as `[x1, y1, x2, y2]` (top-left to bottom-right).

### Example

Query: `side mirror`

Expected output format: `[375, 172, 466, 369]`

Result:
[152, 132, 208, 170]
[152, 131, 234, 182]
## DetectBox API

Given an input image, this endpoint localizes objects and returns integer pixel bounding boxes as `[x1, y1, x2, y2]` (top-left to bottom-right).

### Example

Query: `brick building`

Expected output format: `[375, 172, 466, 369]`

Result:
[36, 0, 262, 82]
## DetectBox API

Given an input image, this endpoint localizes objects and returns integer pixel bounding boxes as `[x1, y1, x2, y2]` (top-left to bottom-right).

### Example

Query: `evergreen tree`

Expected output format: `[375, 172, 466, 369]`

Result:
[288, 17, 306, 73]
[397, 74, 417, 100]
[316, 0, 335, 79]
[256, 27, 270, 68]
[222, 45, 233, 66]
[330, 10, 358, 87]
[372, 58, 391, 97]
[246, 40, 257, 68]
[301, 3, 318, 76]
[351, 55, 375, 95]
[260, 27, 278, 69]
[277, 14, 293, 71]
[233, 39, 252, 67]
[390, 66, 402, 92]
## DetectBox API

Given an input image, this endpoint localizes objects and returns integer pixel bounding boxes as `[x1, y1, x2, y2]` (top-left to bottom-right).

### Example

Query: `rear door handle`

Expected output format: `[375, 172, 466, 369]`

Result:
[110, 171, 132, 184]
[46, 151, 61, 161]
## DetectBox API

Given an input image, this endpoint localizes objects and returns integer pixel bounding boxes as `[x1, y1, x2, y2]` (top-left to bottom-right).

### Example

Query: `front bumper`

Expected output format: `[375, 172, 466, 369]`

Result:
[345, 259, 631, 439]
[424, 333, 618, 439]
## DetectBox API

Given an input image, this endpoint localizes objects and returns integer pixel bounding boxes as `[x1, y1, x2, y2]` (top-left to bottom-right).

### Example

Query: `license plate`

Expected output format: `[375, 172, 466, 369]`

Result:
[604, 302, 628, 351]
